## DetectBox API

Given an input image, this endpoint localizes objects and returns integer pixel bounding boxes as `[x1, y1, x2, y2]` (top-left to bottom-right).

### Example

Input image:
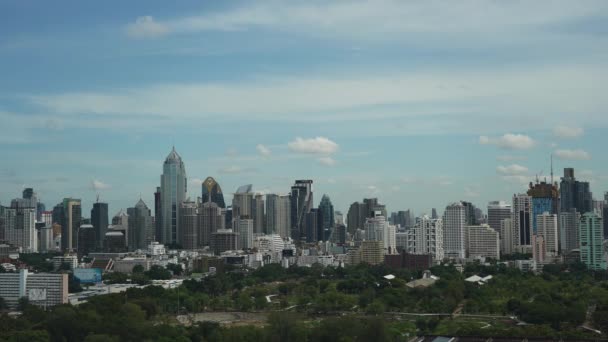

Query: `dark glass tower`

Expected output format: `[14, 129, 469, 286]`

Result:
[91, 202, 109, 248]
[560, 168, 592, 214]
[201, 177, 226, 208]
[318, 194, 335, 241]
[290, 180, 313, 241]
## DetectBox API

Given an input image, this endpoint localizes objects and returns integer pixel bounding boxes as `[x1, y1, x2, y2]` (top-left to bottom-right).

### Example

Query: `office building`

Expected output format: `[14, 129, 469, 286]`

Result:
[406, 216, 444, 262]
[160, 147, 187, 245]
[465, 224, 500, 260]
[560, 209, 581, 253]
[104, 231, 127, 253]
[0, 269, 68, 309]
[318, 194, 335, 241]
[127, 199, 154, 251]
[111, 209, 129, 245]
[201, 176, 226, 208]
[57, 198, 81, 252]
[364, 214, 396, 254]
[232, 185, 253, 226]
[91, 202, 108, 249]
[527, 180, 559, 234]
[512, 194, 532, 252]
[536, 212, 558, 256]
[3, 207, 37, 252]
[290, 180, 313, 240]
[560, 168, 592, 214]
[39, 225, 54, 252]
[443, 202, 466, 259]
[579, 212, 606, 270]
[199, 201, 224, 247]
[77, 224, 96, 257]
[304, 209, 319, 243]
[266, 194, 290, 239]
[154, 187, 162, 242]
[500, 218, 514, 256]
[346, 198, 387, 233]
[236, 217, 253, 250]
[253, 193, 265, 234]
[359, 240, 384, 265]
[211, 229, 239, 255]
[532, 234, 547, 264]
[461, 201, 478, 225]
[179, 200, 198, 250]
[487, 201, 511, 232]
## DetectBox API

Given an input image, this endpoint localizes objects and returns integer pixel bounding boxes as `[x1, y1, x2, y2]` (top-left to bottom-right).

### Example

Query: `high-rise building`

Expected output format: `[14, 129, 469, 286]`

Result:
[304, 209, 319, 243]
[559, 209, 580, 253]
[346, 198, 387, 233]
[527, 180, 559, 234]
[465, 224, 500, 260]
[579, 212, 606, 270]
[11, 188, 37, 210]
[290, 180, 313, 241]
[603, 205, 608, 239]
[265, 194, 290, 238]
[346, 202, 362, 234]
[406, 216, 444, 262]
[232, 185, 254, 226]
[461, 201, 478, 225]
[211, 229, 239, 255]
[111, 209, 129, 246]
[318, 195, 335, 241]
[77, 224, 96, 257]
[127, 199, 154, 251]
[179, 200, 198, 250]
[364, 214, 395, 254]
[500, 218, 514, 256]
[512, 194, 532, 252]
[60, 198, 81, 252]
[443, 202, 466, 259]
[536, 212, 558, 256]
[560, 168, 592, 214]
[253, 194, 265, 234]
[334, 211, 344, 226]
[359, 240, 384, 265]
[154, 187, 162, 242]
[201, 176, 226, 208]
[91, 202, 108, 249]
[199, 201, 224, 247]
[236, 217, 253, 250]
[3, 207, 37, 252]
[532, 234, 547, 264]
[431, 208, 438, 219]
[160, 147, 187, 245]
[487, 201, 511, 232]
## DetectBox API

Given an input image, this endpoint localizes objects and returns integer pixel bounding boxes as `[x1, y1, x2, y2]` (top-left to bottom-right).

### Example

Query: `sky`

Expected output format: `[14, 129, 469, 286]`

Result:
[1, 0, 607, 217]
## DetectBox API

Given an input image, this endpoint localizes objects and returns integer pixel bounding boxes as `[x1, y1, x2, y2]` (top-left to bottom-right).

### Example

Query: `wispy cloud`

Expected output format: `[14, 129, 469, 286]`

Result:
[126, 16, 170, 39]
[553, 125, 584, 139]
[479, 133, 535, 150]
[554, 149, 591, 160]
[91, 179, 111, 191]
[317, 156, 336, 167]
[256, 144, 271, 157]
[288, 137, 339, 154]
[496, 164, 529, 175]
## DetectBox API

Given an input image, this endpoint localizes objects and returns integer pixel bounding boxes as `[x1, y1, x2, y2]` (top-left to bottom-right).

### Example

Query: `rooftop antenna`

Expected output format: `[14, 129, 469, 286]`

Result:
[96, 194, 100, 203]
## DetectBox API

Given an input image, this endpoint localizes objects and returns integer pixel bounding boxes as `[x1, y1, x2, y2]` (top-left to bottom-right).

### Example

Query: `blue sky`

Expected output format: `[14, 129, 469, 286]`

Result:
[1, 0, 607, 217]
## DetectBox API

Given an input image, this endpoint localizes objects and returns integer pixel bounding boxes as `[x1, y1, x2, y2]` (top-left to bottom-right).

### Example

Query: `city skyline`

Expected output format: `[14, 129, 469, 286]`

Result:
[1, 1, 607, 215]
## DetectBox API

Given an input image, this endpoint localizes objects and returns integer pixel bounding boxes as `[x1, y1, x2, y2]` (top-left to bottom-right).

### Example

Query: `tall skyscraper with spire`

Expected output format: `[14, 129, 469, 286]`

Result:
[201, 176, 226, 208]
[160, 147, 187, 245]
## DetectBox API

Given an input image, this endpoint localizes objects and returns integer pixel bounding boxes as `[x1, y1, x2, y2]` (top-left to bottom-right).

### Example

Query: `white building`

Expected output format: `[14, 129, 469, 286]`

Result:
[443, 203, 466, 259]
[265, 194, 291, 239]
[3, 208, 37, 253]
[532, 234, 546, 263]
[52, 255, 78, 270]
[0, 269, 68, 309]
[254, 234, 285, 254]
[364, 215, 396, 254]
[148, 242, 166, 256]
[536, 212, 558, 256]
[406, 216, 444, 261]
[465, 224, 500, 260]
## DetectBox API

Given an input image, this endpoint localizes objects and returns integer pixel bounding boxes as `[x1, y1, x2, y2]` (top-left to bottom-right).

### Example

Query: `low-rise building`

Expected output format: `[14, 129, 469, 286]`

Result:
[0, 269, 68, 309]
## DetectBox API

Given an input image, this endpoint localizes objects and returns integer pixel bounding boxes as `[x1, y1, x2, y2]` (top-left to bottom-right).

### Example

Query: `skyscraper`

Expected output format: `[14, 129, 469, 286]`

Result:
[465, 224, 500, 260]
[579, 212, 606, 270]
[406, 216, 444, 261]
[199, 201, 225, 247]
[560, 209, 580, 253]
[318, 194, 335, 241]
[443, 202, 466, 259]
[253, 193, 265, 234]
[77, 224, 96, 257]
[179, 200, 198, 250]
[160, 147, 187, 245]
[364, 213, 396, 254]
[290, 180, 313, 241]
[154, 187, 161, 242]
[201, 176, 226, 208]
[500, 218, 514, 255]
[304, 209, 319, 243]
[236, 217, 253, 249]
[346, 198, 387, 233]
[487, 201, 511, 232]
[232, 185, 253, 226]
[91, 202, 108, 248]
[560, 168, 592, 214]
[266, 194, 290, 238]
[536, 212, 558, 256]
[527, 180, 559, 234]
[127, 199, 154, 251]
[512, 194, 532, 252]
[3, 207, 37, 252]
[461, 201, 478, 225]
[60, 198, 81, 252]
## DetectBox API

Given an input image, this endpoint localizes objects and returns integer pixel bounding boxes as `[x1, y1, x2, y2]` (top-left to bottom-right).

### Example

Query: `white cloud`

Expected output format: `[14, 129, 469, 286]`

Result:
[496, 164, 529, 175]
[479, 133, 535, 150]
[288, 137, 339, 154]
[501, 175, 531, 185]
[91, 179, 110, 191]
[553, 125, 584, 139]
[317, 156, 336, 166]
[554, 149, 591, 160]
[256, 144, 271, 157]
[126, 16, 170, 39]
